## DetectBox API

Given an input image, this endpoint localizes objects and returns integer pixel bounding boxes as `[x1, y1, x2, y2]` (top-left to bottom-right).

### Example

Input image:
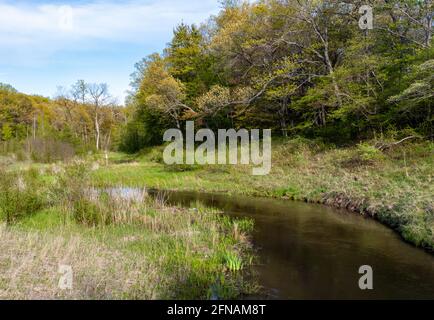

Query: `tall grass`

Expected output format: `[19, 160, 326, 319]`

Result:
[0, 163, 257, 299]
[94, 140, 433, 251]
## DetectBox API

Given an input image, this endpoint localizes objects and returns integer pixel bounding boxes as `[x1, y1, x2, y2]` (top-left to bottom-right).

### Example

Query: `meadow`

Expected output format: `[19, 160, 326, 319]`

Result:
[1, 137, 432, 300]
[0, 162, 257, 299]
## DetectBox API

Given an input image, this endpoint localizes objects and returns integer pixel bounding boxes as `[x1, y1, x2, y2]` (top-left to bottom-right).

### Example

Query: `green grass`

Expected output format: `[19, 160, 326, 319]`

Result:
[92, 139, 434, 251]
[1, 138, 432, 299]
[0, 165, 257, 300]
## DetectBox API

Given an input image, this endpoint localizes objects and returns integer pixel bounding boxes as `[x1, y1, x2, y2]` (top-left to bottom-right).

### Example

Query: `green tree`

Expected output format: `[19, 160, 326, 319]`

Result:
[165, 23, 217, 105]
[0, 83, 17, 93]
[1, 123, 13, 141]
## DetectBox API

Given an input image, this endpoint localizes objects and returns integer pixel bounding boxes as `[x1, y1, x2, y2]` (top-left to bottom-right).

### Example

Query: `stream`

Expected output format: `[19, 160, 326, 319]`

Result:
[123, 188, 434, 299]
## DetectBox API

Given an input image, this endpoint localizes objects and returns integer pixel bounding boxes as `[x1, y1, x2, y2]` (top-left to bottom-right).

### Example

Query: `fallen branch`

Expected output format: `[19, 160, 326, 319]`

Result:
[375, 136, 420, 151]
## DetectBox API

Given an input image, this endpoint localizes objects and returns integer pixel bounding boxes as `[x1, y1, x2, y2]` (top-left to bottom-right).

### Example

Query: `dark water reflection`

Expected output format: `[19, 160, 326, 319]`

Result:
[145, 189, 434, 299]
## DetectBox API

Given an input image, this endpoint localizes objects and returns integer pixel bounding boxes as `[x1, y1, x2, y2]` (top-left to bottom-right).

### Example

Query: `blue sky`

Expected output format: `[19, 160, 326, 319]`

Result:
[0, 0, 221, 104]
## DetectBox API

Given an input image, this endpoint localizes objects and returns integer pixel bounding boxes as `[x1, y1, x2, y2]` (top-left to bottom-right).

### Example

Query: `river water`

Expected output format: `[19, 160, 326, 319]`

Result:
[143, 189, 434, 300]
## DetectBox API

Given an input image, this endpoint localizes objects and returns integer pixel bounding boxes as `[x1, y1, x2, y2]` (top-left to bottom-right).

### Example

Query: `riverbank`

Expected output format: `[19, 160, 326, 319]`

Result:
[0, 165, 257, 299]
[92, 138, 434, 252]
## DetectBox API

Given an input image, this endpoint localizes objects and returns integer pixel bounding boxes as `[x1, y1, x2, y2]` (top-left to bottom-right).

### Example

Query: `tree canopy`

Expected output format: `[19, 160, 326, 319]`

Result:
[122, 0, 433, 152]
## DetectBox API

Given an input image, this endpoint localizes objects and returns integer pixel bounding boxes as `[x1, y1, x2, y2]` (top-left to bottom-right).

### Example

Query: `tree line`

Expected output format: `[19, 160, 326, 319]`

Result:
[121, 0, 433, 152]
[0, 80, 125, 160]
[1, 0, 432, 157]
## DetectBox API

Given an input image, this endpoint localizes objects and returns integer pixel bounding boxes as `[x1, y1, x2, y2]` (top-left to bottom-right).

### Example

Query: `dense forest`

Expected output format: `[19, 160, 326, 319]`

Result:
[1, 0, 433, 156]
[121, 0, 433, 152]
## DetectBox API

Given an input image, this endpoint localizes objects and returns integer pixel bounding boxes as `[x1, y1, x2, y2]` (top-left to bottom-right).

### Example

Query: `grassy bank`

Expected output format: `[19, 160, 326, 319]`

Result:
[92, 138, 434, 252]
[1, 137, 432, 299]
[0, 165, 257, 299]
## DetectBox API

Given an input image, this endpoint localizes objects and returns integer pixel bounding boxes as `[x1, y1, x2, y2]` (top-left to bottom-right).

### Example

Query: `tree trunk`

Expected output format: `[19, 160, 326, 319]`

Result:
[95, 111, 100, 151]
[324, 44, 342, 108]
[425, 13, 432, 47]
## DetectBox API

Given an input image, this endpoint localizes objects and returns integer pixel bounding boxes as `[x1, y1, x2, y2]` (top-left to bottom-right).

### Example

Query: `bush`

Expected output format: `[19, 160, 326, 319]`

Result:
[52, 163, 103, 226]
[0, 169, 45, 224]
[71, 197, 107, 227]
[357, 142, 385, 162]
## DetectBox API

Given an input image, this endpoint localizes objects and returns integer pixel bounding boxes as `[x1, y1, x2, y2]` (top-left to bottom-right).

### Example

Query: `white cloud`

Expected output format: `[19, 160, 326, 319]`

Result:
[0, 0, 219, 58]
[0, 0, 220, 103]
[58, 5, 74, 32]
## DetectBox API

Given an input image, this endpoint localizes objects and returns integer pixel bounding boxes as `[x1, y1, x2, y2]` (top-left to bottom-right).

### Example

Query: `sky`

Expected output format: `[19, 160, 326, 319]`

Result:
[0, 0, 221, 104]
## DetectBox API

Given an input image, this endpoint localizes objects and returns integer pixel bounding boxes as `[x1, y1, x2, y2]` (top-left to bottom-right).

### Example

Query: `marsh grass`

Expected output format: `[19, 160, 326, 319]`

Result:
[224, 251, 244, 272]
[94, 140, 433, 251]
[0, 163, 257, 299]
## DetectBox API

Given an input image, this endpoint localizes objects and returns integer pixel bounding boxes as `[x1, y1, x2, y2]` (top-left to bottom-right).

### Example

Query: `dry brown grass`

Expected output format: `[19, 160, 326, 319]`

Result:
[0, 224, 159, 300]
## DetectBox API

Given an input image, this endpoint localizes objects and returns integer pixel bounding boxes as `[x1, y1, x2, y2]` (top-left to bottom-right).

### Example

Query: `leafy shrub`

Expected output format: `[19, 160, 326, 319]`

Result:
[53, 163, 104, 226]
[0, 169, 45, 224]
[357, 142, 384, 162]
[147, 147, 165, 164]
[71, 197, 107, 227]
